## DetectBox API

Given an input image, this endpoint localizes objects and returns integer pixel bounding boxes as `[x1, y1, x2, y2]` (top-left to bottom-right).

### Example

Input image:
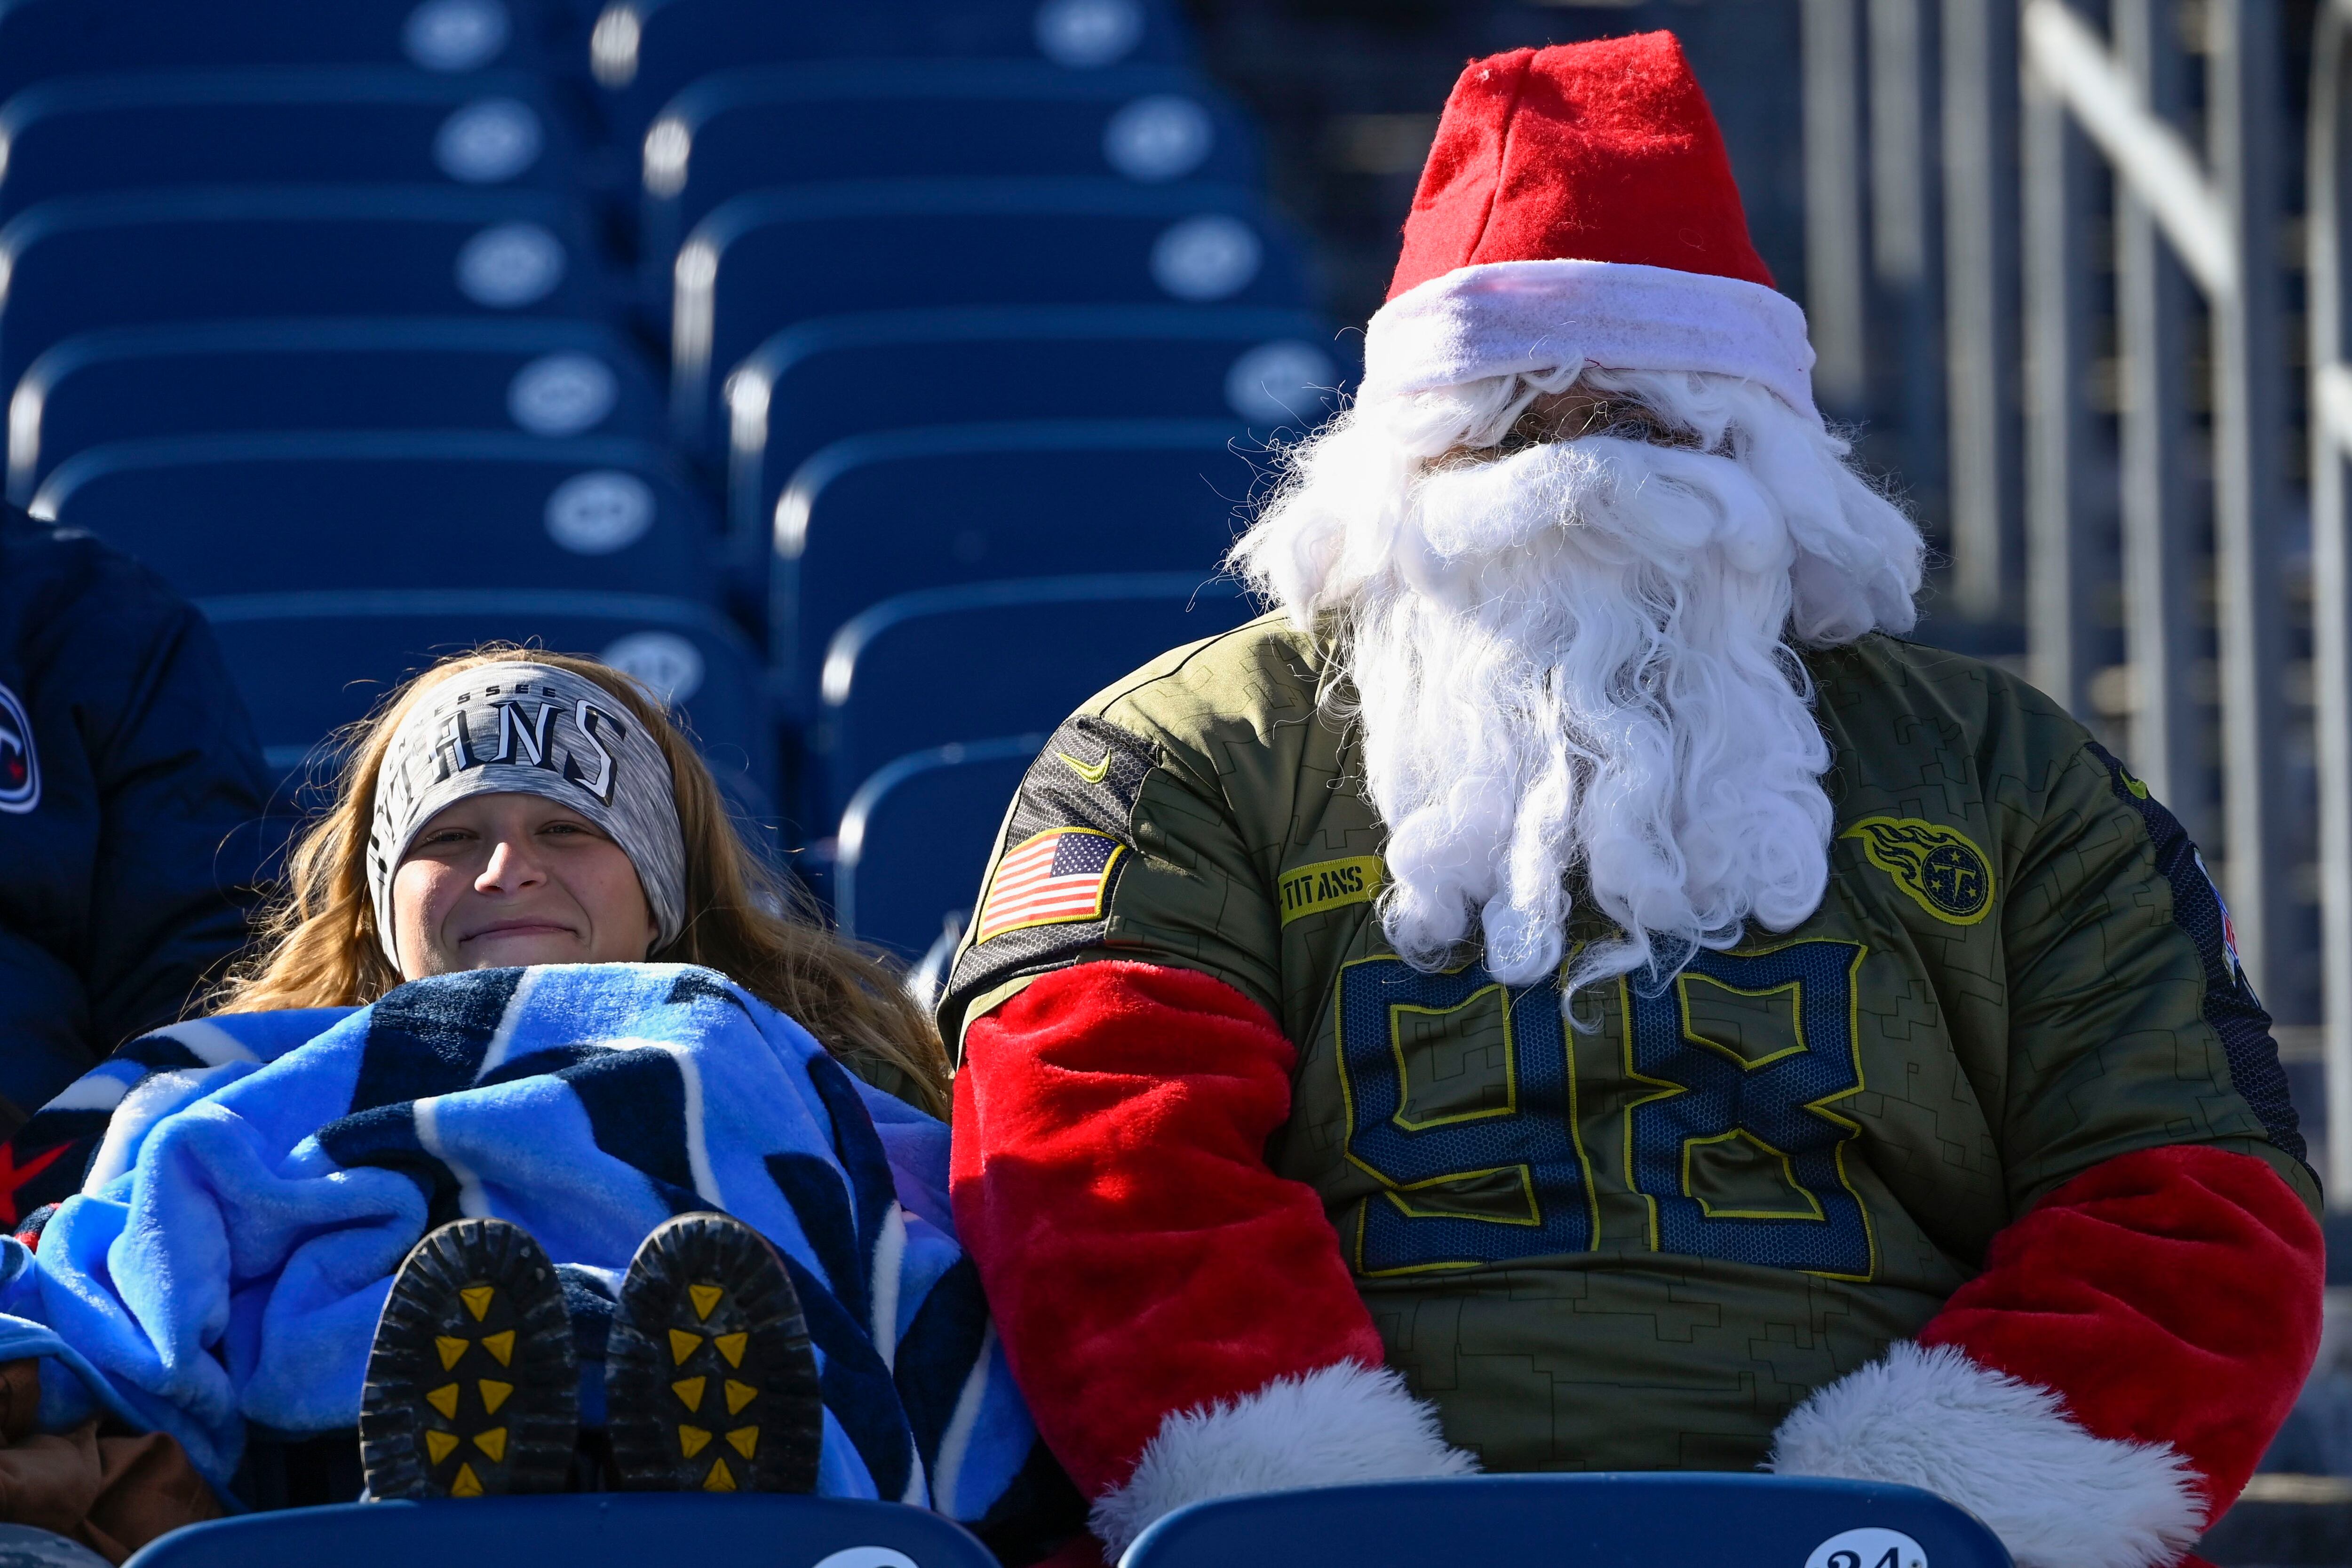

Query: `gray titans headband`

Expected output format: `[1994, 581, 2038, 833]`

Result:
[367, 661, 688, 967]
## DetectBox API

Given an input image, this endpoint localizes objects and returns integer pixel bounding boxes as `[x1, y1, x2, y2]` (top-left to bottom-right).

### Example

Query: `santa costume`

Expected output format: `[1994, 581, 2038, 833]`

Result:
[940, 32, 2323, 1568]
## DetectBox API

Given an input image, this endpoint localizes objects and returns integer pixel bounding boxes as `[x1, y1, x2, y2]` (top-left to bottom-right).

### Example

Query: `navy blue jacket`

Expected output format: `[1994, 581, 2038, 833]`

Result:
[0, 505, 270, 1125]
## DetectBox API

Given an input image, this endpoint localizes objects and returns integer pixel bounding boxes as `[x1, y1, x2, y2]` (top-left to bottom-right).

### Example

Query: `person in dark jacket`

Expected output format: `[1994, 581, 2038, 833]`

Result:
[0, 503, 268, 1166]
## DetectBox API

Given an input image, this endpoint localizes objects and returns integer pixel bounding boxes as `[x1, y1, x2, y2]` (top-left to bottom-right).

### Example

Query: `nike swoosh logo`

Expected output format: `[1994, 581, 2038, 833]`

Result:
[1056, 749, 1112, 784]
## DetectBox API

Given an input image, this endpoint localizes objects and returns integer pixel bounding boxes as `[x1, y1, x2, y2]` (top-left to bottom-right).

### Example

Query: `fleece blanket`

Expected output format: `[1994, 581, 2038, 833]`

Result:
[0, 964, 1037, 1521]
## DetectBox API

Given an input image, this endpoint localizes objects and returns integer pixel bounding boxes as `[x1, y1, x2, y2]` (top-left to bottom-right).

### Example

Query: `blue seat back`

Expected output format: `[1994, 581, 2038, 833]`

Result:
[11, 320, 663, 504]
[595, 0, 1194, 142]
[124, 1492, 999, 1568]
[640, 61, 1259, 280]
[835, 736, 1042, 958]
[199, 589, 771, 802]
[35, 433, 713, 601]
[0, 189, 604, 397]
[1121, 1475, 2013, 1568]
[0, 71, 578, 224]
[818, 574, 1256, 823]
[775, 419, 1257, 713]
[0, 0, 539, 104]
[727, 304, 1341, 542]
[673, 181, 1309, 447]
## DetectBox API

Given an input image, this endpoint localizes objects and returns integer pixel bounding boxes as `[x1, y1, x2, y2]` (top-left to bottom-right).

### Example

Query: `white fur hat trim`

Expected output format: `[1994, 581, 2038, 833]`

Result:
[1361, 257, 1819, 420]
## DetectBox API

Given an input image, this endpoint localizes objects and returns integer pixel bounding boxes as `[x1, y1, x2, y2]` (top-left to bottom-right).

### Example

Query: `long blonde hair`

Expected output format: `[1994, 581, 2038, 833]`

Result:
[217, 645, 951, 1116]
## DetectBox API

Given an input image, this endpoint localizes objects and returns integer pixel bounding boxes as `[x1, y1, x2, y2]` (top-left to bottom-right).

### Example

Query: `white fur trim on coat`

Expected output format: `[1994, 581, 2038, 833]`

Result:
[1362, 257, 1819, 419]
[1769, 1342, 2205, 1568]
[1089, 1362, 1479, 1555]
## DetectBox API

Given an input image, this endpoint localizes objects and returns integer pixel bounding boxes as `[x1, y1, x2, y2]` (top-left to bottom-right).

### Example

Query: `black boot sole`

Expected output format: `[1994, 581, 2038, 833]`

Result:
[606, 1212, 823, 1493]
[360, 1218, 580, 1499]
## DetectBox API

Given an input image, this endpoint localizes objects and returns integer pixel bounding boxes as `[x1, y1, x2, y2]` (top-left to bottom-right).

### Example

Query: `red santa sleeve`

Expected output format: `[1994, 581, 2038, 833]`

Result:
[1771, 1142, 2323, 1568]
[950, 958, 1477, 1553]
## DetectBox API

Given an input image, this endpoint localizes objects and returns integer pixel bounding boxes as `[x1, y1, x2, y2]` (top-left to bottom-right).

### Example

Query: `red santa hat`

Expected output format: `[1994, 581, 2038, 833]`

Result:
[1362, 33, 1819, 421]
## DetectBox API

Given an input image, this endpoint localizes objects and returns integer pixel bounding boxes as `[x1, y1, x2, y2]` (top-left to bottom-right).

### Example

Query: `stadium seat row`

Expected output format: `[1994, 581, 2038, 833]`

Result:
[0, 0, 1343, 960]
[118, 1474, 2020, 1568]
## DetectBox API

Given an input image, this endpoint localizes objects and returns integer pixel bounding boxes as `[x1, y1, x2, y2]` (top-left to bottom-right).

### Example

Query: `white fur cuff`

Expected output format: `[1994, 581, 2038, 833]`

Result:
[1770, 1342, 2205, 1568]
[1089, 1362, 1479, 1555]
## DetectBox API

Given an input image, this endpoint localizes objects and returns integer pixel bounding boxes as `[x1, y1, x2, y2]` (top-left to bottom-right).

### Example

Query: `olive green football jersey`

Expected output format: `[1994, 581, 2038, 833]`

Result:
[939, 614, 2317, 1473]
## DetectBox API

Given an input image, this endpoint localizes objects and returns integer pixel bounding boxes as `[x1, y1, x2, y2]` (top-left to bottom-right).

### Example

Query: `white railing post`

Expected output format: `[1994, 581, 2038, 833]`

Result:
[1943, 0, 2020, 618]
[2308, 0, 2352, 1199]
[1805, 0, 1870, 412]
[1871, 0, 1949, 509]
[2208, 0, 2289, 1000]
[2114, 0, 2204, 837]
[2021, 24, 2099, 719]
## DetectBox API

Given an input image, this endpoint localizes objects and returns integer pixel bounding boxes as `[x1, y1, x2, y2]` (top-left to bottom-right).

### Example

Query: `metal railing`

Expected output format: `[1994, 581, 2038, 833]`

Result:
[2021, 0, 2288, 1004]
[2309, 0, 2352, 1194]
[1807, 0, 2321, 1180]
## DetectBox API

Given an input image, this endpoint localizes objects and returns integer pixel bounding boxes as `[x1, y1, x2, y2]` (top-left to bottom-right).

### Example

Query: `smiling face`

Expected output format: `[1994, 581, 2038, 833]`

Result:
[390, 791, 659, 980]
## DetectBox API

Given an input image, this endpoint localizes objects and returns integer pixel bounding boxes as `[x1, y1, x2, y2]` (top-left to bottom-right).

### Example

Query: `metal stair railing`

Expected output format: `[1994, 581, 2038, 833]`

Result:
[2019, 0, 2290, 1013]
[2304, 0, 2352, 1194]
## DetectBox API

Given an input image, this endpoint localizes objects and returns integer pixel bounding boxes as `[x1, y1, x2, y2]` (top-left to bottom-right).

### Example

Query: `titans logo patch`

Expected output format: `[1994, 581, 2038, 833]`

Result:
[0, 681, 39, 814]
[1841, 816, 1994, 924]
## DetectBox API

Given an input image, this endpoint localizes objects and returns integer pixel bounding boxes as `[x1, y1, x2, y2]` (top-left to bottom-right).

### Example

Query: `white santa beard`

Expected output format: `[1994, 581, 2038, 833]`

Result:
[1233, 367, 1925, 991]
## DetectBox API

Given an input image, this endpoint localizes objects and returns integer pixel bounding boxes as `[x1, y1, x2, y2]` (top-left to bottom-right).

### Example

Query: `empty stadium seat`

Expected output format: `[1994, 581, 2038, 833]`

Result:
[833, 735, 1043, 959]
[591, 0, 1192, 143]
[9, 319, 662, 503]
[197, 588, 771, 800]
[773, 418, 1258, 712]
[0, 71, 580, 224]
[725, 303, 1342, 540]
[122, 1491, 999, 1568]
[0, 0, 539, 107]
[638, 60, 1259, 278]
[0, 188, 606, 399]
[32, 432, 714, 600]
[1119, 1475, 2013, 1568]
[672, 180, 1310, 446]
[814, 573, 1257, 821]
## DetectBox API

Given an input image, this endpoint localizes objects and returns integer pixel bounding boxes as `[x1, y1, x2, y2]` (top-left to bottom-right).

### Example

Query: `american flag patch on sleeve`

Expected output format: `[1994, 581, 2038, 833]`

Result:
[973, 827, 1125, 943]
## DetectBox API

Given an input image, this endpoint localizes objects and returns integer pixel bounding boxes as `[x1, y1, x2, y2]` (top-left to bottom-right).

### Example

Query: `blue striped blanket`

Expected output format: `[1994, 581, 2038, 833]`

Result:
[0, 964, 1037, 1521]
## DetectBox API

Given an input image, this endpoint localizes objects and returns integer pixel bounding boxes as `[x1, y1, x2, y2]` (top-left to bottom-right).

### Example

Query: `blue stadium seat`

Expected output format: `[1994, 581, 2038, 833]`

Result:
[0, 188, 605, 400]
[123, 1492, 998, 1568]
[834, 735, 1043, 960]
[32, 433, 714, 601]
[815, 573, 1258, 822]
[774, 419, 1257, 713]
[638, 60, 1260, 279]
[9, 320, 663, 504]
[591, 0, 1193, 143]
[672, 180, 1310, 447]
[0, 72, 580, 223]
[1120, 1475, 2012, 1568]
[197, 589, 771, 800]
[725, 304, 1343, 542]
[0, 0, 539, 105]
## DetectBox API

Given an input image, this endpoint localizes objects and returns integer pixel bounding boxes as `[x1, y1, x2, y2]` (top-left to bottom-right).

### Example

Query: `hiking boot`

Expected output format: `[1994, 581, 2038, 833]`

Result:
[360, 1217, 579, 1499]
[605, 1212, 823, 1493]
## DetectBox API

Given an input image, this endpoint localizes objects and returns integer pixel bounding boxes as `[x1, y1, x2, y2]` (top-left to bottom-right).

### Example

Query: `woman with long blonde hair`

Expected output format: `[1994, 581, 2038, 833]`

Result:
[219, 642, 949, 1115]
[0, 646, 1035, 1536]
